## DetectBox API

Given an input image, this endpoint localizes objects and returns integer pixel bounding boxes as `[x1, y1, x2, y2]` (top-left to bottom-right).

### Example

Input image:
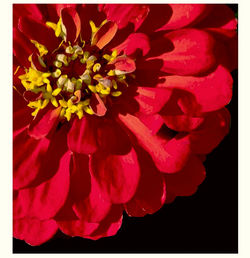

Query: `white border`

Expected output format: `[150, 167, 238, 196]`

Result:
[2, 0, 249, 257]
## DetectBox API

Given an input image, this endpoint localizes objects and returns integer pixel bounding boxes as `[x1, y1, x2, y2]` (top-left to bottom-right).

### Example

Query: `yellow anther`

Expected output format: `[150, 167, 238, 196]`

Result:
[67, 99, 73, 108]
[46, 21, 57, 31]
[88, 85, 97, 93]
[73, 45, 83, 55]
[96, 83, 110, 95]
[93, 74, 103, 81]
[54, 61, 62, 68]
[111, 91, 122, 97]
[52, 87, 62, 96]
[52, 69, 62, 78]
[80, 73, 91, 85]
[83, 51, 90, 60]
[60, 108, 66, 117]
[57, 75, 68, 87]
[103, 54, 111, 61]
[75, 79, 83, 90]
[93, 63, 101, 73]
[111, 49, 118, 59]
[83, 105, 94, 115]
[107, 70, 115, 76]
[112, 80, 118, 89]
[30, 40, 48, 56]
[41, 99, 49, 109]
[56, 54, 68, 66]
[89, 20, 98, 34]
[59, 99, 68, 108]
[51, 98, 58, 107]
[46, 83, 53, 93]
[65, 45, 74, 54]
[65, 79, 75, 92]
[76, 109, 84, 119]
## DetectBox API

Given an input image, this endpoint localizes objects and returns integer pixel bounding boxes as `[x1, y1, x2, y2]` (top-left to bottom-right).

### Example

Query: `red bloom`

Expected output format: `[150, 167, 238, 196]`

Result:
[13, 4, 237, 245]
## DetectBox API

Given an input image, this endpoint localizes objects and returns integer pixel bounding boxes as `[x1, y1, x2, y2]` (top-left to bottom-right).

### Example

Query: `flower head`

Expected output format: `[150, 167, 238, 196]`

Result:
[13, 4, 237, 245]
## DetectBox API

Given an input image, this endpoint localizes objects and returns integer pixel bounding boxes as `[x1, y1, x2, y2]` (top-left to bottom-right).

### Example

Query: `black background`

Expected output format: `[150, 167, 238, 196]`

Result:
[13, 5, 238, 254]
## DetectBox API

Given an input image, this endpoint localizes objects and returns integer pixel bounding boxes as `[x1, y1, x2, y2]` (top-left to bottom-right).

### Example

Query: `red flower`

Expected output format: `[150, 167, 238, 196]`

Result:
[13, 4, 237, 245]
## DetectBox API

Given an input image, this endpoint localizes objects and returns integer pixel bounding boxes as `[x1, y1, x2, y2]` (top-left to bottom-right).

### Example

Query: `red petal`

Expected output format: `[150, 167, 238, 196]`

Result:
[136, 113, 164, 135]
[13, 129, 50, 190]
[28, 107, 61, 139]
[69, 153, 91, 201]
[134, 87, 172, 115]
[18, 16, 59, 51]
[67, 116, 98, 154]
[13, 4, 44, 27]
[90, 93, 107, 116]
[13, 28, 37, 68]
[189, 108, 231, 154]
[118, 113, 191, 173]
[159, 4, 209, 31]
[14, 151, 71, 219]
[93, 21, 118, 49]
[100, 4, 149, 31]
[96, 119, 132, 155]
[13, 218, 58, 246]
[165, 155, 206, 197]
[158, 65, 233, 113]
[125, 146, 166, 217]
[112, 33, 150, 57]
[149, 29, 216, 76]
[90, 148, 140, 204]
[13, 90, 32, 131]
[73, 172, 112, 223]
[197, 4, 237, 32]
[61, 7, 81, 43]
[57, 219, 99, 238]
[88, 205, 123, 240]
[162, 114, 205, 132]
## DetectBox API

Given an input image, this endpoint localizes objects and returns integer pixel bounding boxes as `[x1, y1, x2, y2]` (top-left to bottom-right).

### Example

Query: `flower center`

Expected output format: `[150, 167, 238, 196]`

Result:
[17, 18, 135, 121]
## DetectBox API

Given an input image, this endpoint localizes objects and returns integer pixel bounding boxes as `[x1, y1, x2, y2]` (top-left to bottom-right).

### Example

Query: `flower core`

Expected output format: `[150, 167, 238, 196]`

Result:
[17, 18, 136, 121]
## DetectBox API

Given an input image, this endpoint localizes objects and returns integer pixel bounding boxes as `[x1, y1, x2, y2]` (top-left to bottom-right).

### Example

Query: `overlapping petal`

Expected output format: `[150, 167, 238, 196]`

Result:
[13, 3, 237, 246]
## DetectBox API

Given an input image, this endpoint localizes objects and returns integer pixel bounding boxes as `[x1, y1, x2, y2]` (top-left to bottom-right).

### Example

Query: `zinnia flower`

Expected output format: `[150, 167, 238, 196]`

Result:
[13, 4, 237, 246]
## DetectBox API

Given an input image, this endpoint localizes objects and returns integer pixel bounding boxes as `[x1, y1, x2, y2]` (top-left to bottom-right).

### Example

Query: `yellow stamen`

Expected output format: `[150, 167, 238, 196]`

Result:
[30, 40, 48, 56]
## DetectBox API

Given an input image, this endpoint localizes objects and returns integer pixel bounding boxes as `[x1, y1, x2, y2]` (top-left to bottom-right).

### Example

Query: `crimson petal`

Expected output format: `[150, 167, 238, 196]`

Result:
[13, 129, 50, 190]
[118, 113, 191, 173]
[125, 146, 166, 217]
[67, 116, 98, 154]
[90, 148, 140, 204]
[14, 218, 58, 246]
[100, 4, 149, 31]
[148, 29, 216, 76]
[14, 151, 71, 219]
